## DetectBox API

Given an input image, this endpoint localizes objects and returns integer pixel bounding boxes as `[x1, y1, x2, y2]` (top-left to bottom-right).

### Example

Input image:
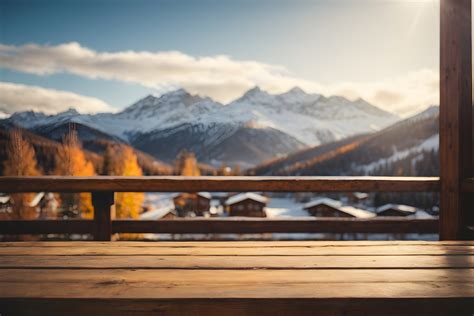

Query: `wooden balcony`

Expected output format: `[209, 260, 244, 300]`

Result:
[1, 0, 474, 314]
[0, 240, 473, 315]
[0, 176, 443, 239]
[0, 176, 472, 314]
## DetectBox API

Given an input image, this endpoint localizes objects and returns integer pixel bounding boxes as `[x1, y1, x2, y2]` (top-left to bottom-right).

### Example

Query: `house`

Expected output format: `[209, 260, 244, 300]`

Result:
[347, 192, 369, 204]
[304, 198, 375, 218]
[225, 193, 267, 217]
[173, 192, 211, 217]
[30, 192, 59, 219]
[376, 204, 417, 217]
[304, 198, 344, 217]
[140, 207, 177, 220]
[0, 195, 12, 219]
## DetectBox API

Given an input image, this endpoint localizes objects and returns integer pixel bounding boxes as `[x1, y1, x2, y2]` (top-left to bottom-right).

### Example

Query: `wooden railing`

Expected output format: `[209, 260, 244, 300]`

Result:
[0, 176, 451, 241]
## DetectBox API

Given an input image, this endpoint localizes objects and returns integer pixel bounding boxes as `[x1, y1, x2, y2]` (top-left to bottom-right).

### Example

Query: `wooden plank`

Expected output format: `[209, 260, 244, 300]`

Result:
[1, 297, 473, 316]
[0, 269, 472, 299]
[112, 218, 439, 234]
[0, 220, 94, 235]
[0, 176, 440, 193]
[461, 178, 474, 192]
[92, 191, 114, 241]
[1, 245, 472, 256]
[2, 240, 471, 247]
[0, 218, 439, 236]
[440, 0, 473, 240]
[1, 255, 472, 269]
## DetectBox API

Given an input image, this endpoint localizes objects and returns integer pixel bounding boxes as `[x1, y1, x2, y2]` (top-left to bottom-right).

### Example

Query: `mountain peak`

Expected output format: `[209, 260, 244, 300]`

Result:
[243, 86, 267, 97]
[57, 108, 79, 116]
[161, 88, 189, 98]
[287, 87, 306, 95]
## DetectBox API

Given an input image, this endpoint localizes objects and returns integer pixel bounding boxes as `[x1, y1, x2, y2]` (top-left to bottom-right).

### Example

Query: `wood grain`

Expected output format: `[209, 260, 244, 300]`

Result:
[0, 255, 472, 269]
[0, 241, 472, 315]
[0, 268, 472, 299]
[0, 176, 440, 192]
[1, 245, 472, 256]
[440, 0, 473, 240]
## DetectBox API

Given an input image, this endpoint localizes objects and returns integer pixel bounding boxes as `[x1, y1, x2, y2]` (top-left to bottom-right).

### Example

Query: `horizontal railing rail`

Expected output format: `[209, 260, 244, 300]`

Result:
[0, 176, 441, 192]
[0, 218, 438, 235]
[0, 176, 442, 240]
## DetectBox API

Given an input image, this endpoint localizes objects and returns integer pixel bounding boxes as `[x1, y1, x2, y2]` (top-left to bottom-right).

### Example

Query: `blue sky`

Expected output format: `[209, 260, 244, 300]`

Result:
[0, 0, 440, 116]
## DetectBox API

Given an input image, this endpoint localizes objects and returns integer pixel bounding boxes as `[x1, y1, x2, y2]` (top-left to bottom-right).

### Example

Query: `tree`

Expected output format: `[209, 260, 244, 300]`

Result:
[103, 145, 144, 240]
[174, 150, 200, 176]
[103, 145, 144, 219]
[3, 129, 40, 219]
[54, 128, 95, 219]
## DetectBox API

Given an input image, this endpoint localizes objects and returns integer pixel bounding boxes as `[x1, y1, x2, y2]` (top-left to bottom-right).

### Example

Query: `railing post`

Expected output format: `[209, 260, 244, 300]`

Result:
[92, 191, 114, 241]
[440, 0, 472, 240]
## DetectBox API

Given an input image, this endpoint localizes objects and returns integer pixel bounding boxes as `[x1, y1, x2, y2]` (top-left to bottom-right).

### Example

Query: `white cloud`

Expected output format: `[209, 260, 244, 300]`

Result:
[0, 81, 115, 115]
[0, 42, 439, 116]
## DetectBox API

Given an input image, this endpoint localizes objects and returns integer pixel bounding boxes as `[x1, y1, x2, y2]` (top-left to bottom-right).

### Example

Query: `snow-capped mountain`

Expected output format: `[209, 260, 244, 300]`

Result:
[3, 87, 399, 166]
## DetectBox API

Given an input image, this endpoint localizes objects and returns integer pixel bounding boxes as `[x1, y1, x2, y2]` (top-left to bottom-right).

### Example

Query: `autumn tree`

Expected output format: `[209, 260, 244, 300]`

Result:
[103, 144, 144, 219]
[174, 150, 200, 176]
[54, 128, 95, 219]
[3, 129, 40, 219]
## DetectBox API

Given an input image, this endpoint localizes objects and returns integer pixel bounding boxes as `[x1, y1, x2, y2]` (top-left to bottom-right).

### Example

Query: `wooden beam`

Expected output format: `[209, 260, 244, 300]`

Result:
[112, 218, 438, 234]
[0, 176, 440, 193]
[0, 220, 94, 235]
[92, 192, 114, 241]
[440, 0, 473, 240]
[461, 178, 474, 192]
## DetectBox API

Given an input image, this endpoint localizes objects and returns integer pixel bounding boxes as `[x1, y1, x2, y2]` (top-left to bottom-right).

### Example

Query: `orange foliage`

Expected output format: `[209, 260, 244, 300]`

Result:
[103, 145, 144, 220]
[54, 129, 95, 219]
[3, 130, 40, 219]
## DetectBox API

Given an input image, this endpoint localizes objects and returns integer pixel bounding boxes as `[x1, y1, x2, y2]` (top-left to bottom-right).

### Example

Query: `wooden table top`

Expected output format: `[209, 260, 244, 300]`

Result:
[0, 241, 473, 315]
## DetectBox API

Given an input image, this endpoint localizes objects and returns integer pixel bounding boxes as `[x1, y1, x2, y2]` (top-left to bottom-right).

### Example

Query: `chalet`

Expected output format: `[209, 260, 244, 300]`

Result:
[376, 204, 418, 217]
[140, 207, 177, 220]
[30, 192, 59, 219]
[304, 198, 375, 218]
[304, 198, 343, 217]
[173, 192, 211, 217]
[347, 192, 369, 204]
[0, 195, 12, 218]
[225, 193, 267, 217]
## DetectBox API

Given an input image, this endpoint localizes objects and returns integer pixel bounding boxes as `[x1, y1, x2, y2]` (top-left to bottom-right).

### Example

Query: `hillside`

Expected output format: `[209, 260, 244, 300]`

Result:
[250, 106, 439, 177]
[0, 124, 173, 176]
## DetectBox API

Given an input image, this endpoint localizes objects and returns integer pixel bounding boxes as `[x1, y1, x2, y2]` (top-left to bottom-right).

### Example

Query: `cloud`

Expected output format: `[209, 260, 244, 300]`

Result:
[0, 42, 439, 116]
[0, 81, 115, 115]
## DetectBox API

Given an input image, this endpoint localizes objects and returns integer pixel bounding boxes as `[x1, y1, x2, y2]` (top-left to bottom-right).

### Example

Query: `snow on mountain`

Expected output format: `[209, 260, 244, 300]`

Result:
[4, 87, 400, 166]
[7, 87, 398, 146]
[219, 87, 398, 146]
[0, 111, 9, 119]
[355, 133, 439, 174]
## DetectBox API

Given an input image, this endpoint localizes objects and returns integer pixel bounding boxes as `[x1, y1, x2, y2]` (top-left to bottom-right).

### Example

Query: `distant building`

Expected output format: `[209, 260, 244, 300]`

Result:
[304, 198, 375, 218]
[0, 195, 12, 219]
[304, 198, 343, 217]
[30, 192, 59, 219]
[376, 204, 417, 217]
[173, 192, 211, 217]
[140, 207, 177, 220]
[347, 192, 369, 204]
[225, 193, 267, 217]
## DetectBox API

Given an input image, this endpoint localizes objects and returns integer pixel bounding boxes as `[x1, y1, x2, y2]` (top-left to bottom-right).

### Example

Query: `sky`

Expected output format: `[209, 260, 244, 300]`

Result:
[0, 0, 440, 117]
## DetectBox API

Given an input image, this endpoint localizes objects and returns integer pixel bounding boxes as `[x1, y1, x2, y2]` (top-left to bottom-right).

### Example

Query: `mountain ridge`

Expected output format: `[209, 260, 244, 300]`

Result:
[2, 87, 400, 166]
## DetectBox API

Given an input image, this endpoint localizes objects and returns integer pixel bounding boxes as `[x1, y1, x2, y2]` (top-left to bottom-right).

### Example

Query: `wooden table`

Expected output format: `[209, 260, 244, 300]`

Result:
[0, 241, 473, 315]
